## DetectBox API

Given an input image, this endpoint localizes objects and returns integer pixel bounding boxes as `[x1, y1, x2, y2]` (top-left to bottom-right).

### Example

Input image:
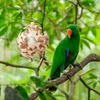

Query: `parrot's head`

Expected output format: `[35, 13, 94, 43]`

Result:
[66, 24, 79, 38]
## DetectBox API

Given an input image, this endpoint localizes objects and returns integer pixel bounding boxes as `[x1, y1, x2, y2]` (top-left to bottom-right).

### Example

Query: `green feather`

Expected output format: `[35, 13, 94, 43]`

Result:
[50, 24, 80, 80]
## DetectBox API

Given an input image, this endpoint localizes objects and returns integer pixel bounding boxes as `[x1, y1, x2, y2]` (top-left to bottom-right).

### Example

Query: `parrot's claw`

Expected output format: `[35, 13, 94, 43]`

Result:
[74, 63, 82, 69]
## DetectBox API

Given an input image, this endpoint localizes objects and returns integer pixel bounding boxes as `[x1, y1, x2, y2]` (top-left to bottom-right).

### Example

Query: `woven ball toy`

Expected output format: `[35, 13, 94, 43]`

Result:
[17, 23, 48, 60]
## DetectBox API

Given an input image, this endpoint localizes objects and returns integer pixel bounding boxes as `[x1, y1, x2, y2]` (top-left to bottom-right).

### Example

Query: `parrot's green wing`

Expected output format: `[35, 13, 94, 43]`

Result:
[50, 42, 66, 79]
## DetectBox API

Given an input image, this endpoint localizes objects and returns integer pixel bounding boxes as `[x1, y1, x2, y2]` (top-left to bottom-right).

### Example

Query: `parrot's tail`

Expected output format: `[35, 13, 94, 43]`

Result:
[48, 68, 60, 91]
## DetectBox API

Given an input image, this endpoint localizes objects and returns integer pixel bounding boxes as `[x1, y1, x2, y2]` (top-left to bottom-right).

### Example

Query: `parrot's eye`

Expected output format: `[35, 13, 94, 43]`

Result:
[67, 29, 72, 38]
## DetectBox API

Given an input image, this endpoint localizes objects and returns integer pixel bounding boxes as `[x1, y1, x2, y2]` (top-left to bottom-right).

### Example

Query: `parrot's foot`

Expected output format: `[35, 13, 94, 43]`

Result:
[74, 63, 82, 69]
[63, 73, 71, 80]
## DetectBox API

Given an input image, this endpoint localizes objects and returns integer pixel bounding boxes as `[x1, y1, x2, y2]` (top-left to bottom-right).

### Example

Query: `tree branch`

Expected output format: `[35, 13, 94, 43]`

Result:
[0, 61, 35, 70]
[29, 54, 100, 100]
[35, 52, 45, 76]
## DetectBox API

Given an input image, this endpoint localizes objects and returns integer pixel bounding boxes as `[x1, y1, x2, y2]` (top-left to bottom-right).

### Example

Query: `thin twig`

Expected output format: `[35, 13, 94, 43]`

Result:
[0, 37, 20, 53]
[88, 89, 90, 100]
[43, 56, 51, 66]
[80, 68, 95, 76]
[0, 61, 35, 70]
[77, 0, 83, 19]
[0, 37, 10, 43]
[67, 0, 78, 24]
[68, 65, 75, 100]
[80, 19, 94, 27]
[77, 0, 83, 8]
[56, 5, 74, 25]
[77, 7, 83, 19]
[35, 52, 45, 76]
[67, 0, 76, 5]
[77, 0, 100, 14]
[73, 68, 95, 84]
[21, 55, 51, 64]
[74, 4, 78, 24]
[68, 79, 75, 100]
[80, 77, 100, 95]
[41, 0, 46, 34]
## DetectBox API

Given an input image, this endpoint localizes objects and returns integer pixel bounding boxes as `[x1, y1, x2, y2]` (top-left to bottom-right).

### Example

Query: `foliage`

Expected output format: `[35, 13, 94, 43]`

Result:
[0, 0, 100, 100]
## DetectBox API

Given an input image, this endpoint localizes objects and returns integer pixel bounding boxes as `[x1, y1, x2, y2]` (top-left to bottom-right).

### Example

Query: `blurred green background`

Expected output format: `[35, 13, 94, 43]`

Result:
[0, 0, 100, 100]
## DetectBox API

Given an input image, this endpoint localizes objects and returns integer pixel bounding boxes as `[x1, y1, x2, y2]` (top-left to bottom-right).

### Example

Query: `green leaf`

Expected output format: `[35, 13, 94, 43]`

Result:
[89, 73, 97, 79]
[43, 90, 57, 100]
[14, 11, 22, 22]
[57, 87, 68, 98]
[54, 94, 65, 98]
[93, 82, 97, 88]
[82, 0, 96, 7]
[87, 81, 94, 85]
[85, 37, 96, 45]
[37, 91, 47, 100]
[5, 86, 23, 100]
[30, 76, 46, 87]
[91, 28, 96, 36]
[0, 26, 8, 36]
[9, 25, 20, 41]
[28, 0, 32, 3]
[80, 40, 83, 50]
[82, 39, 90, 49]
[15, 86, 29, 100]
[0, 16, 5, 28]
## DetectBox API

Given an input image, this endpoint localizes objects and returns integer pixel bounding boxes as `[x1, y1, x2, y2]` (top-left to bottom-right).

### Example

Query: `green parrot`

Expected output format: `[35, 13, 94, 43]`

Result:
[49, 24, 80, 80]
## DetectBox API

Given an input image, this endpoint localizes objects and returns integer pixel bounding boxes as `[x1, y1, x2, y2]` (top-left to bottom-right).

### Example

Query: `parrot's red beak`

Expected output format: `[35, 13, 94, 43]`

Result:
[67, 29, 72, 38]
